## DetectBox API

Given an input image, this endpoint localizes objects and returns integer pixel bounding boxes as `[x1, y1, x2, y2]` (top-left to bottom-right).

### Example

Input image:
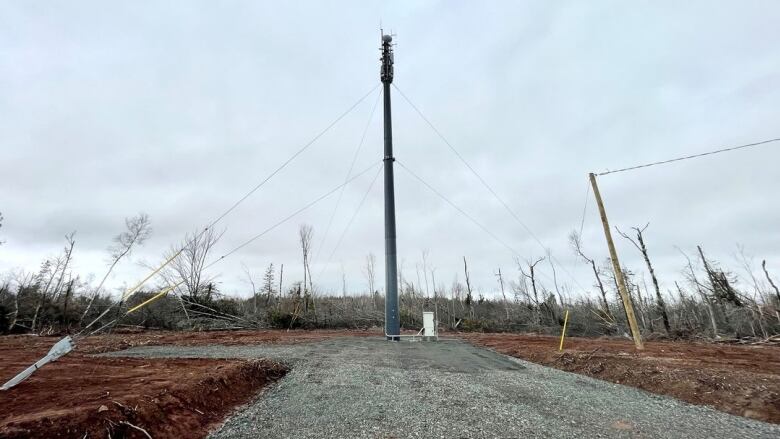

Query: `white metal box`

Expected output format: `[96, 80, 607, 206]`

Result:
[423, 312, 435, 337]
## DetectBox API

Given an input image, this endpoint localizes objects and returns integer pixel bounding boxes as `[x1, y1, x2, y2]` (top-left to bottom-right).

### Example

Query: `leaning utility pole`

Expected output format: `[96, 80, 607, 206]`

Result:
[588, 173, 644, 350]
[381, 33, 400, 340]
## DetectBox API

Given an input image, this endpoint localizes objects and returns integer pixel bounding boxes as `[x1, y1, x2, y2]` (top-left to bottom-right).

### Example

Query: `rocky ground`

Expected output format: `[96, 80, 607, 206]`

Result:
[106, 337, 779, 438]
[461, 332, 780, 423]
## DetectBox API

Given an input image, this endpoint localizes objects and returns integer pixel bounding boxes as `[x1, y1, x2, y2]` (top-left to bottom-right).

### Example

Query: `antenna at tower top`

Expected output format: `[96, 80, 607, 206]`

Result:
[380, 32, 394, 84]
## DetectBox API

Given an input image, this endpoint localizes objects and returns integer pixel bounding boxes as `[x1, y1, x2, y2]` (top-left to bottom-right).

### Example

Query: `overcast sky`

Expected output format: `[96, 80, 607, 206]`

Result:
[2, 1, 779, 302]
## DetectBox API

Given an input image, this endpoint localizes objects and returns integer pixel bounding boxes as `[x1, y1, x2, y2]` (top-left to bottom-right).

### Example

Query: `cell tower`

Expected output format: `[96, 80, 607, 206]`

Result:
[380, 33, 400, 341]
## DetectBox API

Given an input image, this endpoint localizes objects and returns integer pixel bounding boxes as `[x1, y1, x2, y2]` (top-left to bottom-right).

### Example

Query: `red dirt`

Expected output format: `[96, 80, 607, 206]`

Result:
[80, 328, 375, 353]
[461, 333, 780, 424]
[0, 330, 363, 438]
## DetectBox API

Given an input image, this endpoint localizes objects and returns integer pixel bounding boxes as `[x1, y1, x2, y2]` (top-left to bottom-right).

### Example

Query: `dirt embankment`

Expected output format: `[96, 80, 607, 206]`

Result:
[0, 330, 358, 438]
[461, 333, 780, 424]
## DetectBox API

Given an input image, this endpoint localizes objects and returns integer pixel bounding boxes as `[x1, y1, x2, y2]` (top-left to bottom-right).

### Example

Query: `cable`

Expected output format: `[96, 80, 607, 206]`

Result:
[393, 84, 588, 292]
[312, 88, 382, 265]
[396, 161, 521, 261]
[392, 83, 538, 246]
[397, 160, 563, 285]
[316, 165, 383, 280]
[84, 86, 379, 336]
[88, 162, 381, 336]
[578, 178, 591, 238]
[207, 84, 381, 228]
[203, 161, 382, 270]
[597, 137, 780, 176]
[77, 249, 182, 336]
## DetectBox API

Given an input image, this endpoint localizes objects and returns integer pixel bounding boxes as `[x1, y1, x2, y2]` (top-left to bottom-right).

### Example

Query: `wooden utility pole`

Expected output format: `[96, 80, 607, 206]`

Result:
[588, 173, 644, 350]
[496, 268, 510, 320]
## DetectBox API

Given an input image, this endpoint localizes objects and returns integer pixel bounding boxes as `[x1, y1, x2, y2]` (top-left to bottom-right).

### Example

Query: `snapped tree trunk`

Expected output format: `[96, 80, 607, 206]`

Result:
[520, 257, 545, 327]
[9, 290, 19, 332]
[682, 252, 719, 338]
[463, 257, 474, 318]
[62, 279, 74, 327]
[762, 260, 780, 305]
[635, 230, 671, 334]
[616, 225, 671, 334]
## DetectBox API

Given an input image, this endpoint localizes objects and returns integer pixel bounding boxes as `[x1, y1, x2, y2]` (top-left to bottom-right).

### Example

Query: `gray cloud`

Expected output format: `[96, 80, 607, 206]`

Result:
[2, 1, 779, 301]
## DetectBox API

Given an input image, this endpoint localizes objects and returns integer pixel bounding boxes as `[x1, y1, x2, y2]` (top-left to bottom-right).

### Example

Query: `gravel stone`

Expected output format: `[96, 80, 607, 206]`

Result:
[104, 337, 780, 438]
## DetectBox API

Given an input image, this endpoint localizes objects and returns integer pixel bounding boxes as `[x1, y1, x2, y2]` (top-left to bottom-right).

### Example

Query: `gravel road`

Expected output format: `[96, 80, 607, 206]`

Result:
[105, 337, 779, 438]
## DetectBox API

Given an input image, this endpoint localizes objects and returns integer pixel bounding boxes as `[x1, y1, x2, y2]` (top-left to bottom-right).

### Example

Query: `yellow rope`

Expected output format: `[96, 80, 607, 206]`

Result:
[126, 282, 183, 314]
[121, 250, 182, 301]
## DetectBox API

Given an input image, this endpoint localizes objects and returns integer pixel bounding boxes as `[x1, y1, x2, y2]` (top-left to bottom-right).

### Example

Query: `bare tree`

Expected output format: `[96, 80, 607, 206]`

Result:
[398, 258, 406, 298]
[735, 245, 762, 298]
[278, 263, 284, 308]
[30, 260, 56, 332]
[243, 263, 259, 314]
[463, 257, 474, 317]
[632, 274, 651, 332]
[288, 281, 304, 328]
[298, 224, 316, 320]
[451, 276, 466, 323]
[61, 277, 75, 327]
[413, 263, 422, 300]
[546, 249, 566, 311]
[511, 272, 530, 305]
[242, 262, 274, 316]
[698, 245, 742, 308]
[762, 260, 780, 305]
[32, 232, 76, 332]
[616, 224, 671, 334]
[340, 263, 347, 298]
[363, 252, 377, 306]
[0, 211, 4, 246]
[678, 248, 719, 337]
[80, 213, 151, 323]
[569, 231, 613, 324]
[519, 256, 545, 326]
[734, 246, 772, 335]
[422, 251, 431, 298]
[299, 224, 314, 295]
[166, 227, 223, 300]
[51, 232, 76, 302]
[430, 264, 440, 328]
[8, 270, 34, 331]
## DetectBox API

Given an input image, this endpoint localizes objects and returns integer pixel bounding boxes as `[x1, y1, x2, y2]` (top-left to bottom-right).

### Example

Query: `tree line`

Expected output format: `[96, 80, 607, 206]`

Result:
[1, 211, 778, 341]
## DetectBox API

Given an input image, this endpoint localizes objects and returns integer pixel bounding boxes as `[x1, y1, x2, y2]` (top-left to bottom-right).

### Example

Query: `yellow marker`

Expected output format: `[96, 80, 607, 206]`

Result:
[559, 309, 569, 351]
[126, 282, 182, 314]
